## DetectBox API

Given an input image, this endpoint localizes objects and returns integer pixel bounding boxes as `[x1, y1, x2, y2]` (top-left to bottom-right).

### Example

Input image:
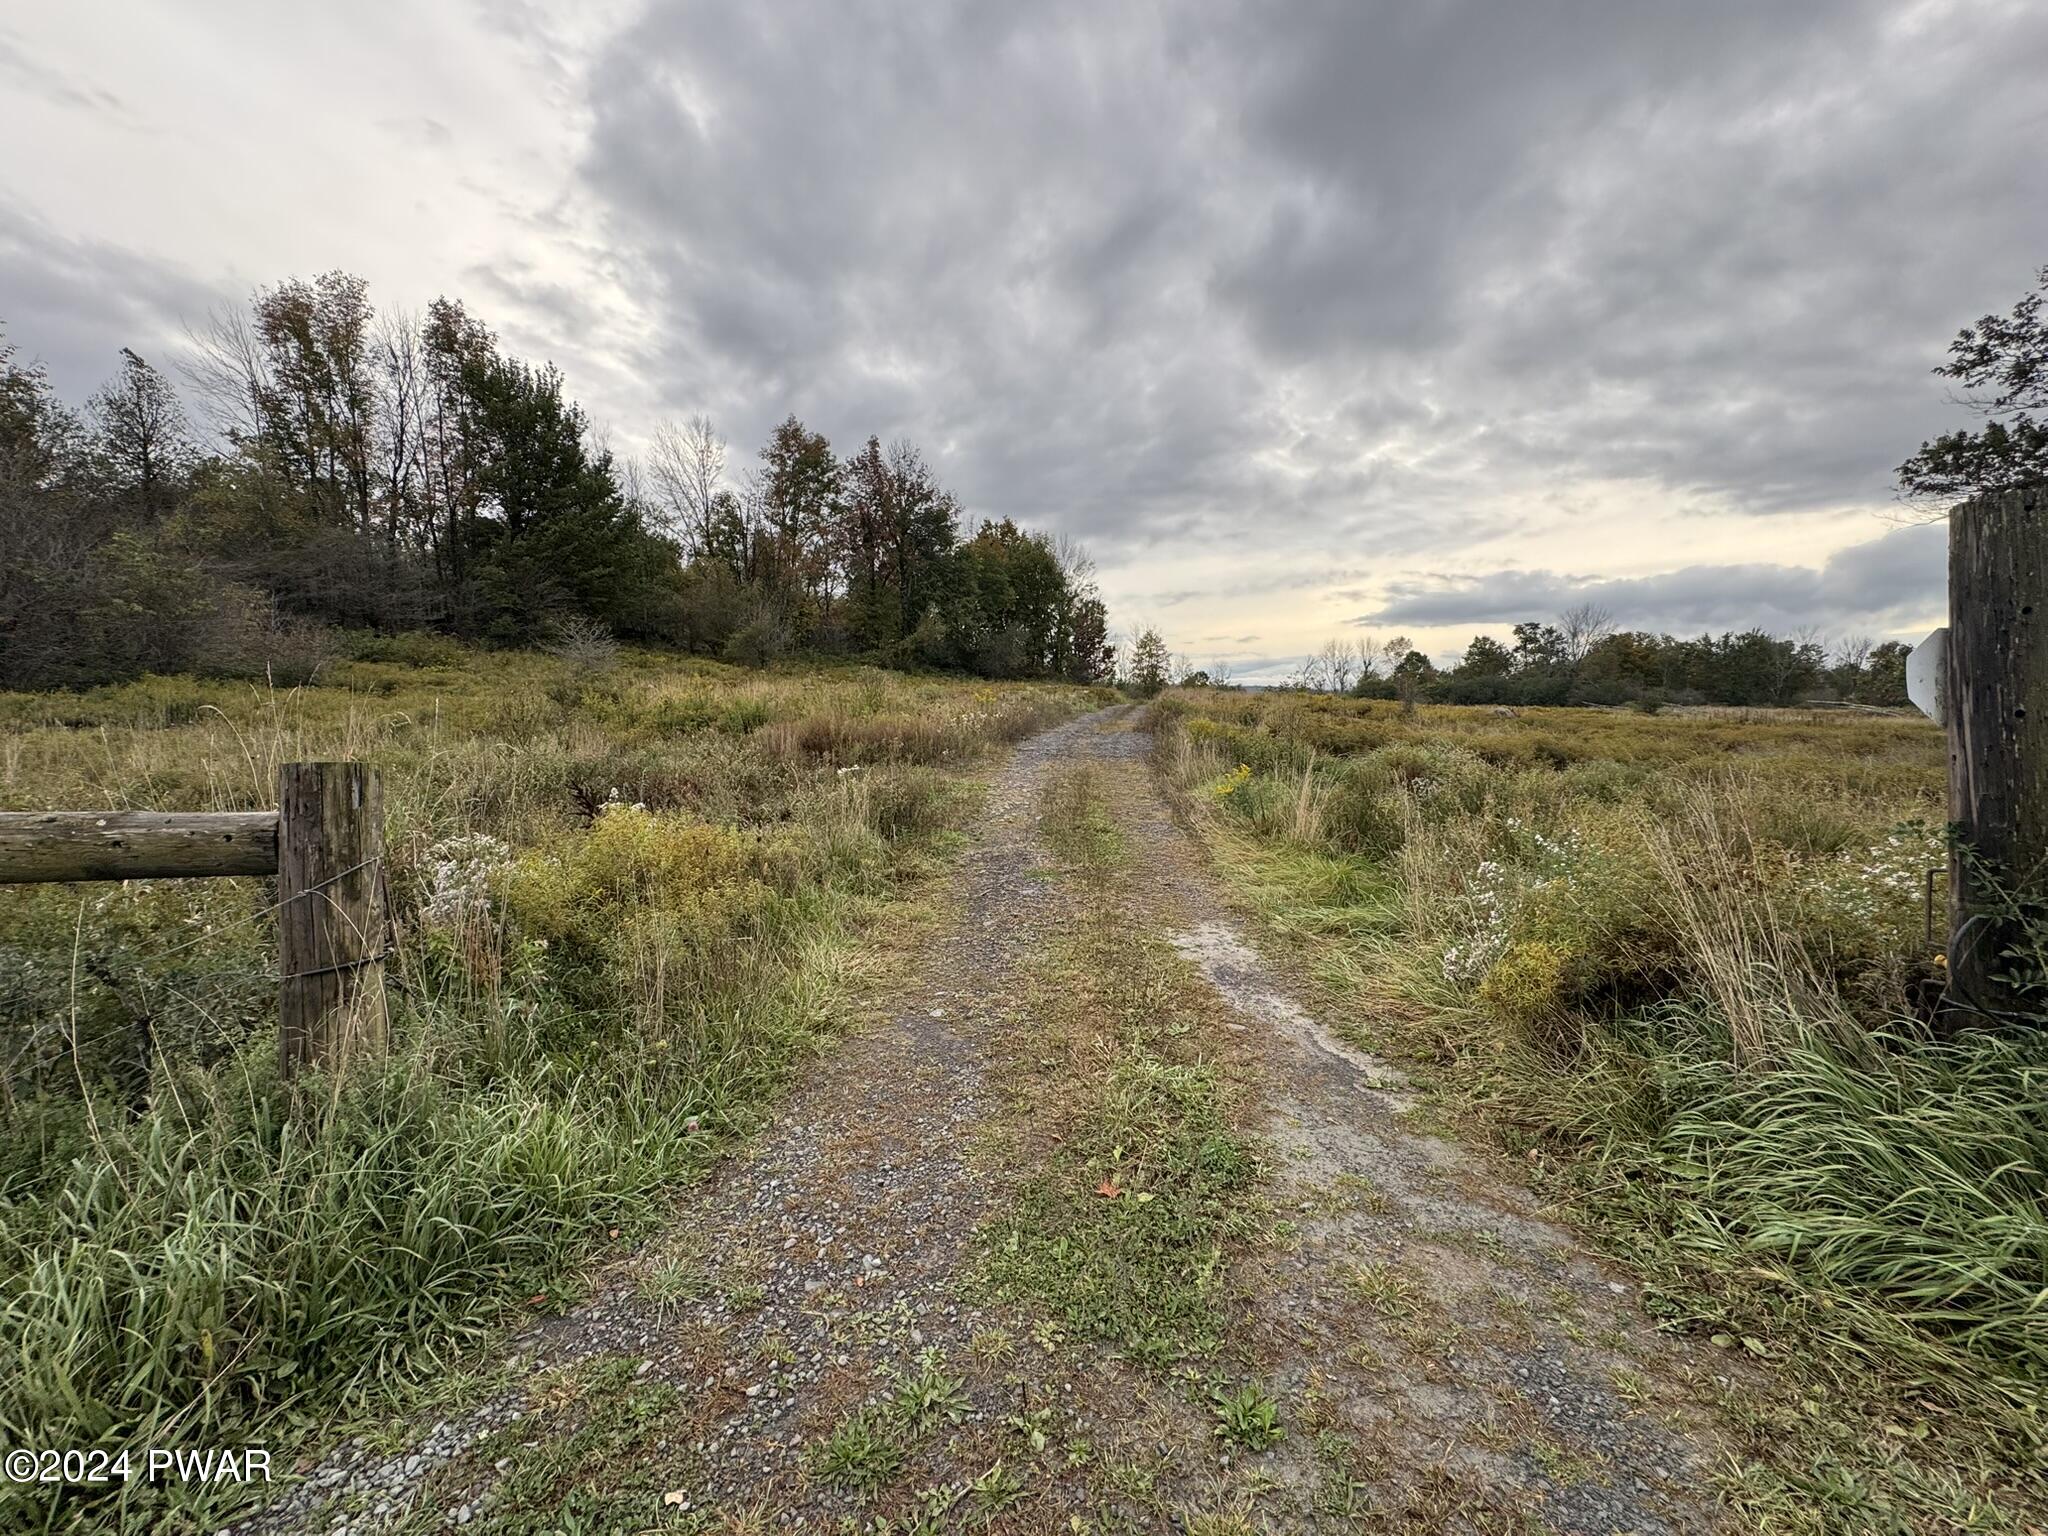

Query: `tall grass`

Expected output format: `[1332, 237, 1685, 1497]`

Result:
[0, 646, 1101, 1489]
[1150, 689, 2047, 1448]
[1659, 1019, 2048, 1398]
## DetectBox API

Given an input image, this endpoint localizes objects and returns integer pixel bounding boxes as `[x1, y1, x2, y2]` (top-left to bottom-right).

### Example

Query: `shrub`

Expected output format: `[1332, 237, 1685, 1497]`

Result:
[723, 610, 790, 668]
[501, 806, 766, 1013]
[1477, 940, 1573, 1047]
[1322, 772, 1404, 857]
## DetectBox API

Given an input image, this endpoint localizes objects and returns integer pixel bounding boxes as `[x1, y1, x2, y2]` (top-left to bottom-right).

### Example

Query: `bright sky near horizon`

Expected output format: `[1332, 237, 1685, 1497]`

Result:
[3, 1, 2042, 678]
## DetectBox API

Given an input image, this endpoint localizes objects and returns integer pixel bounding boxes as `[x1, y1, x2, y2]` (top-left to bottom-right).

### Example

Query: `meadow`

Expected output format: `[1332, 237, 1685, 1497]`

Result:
[0, 641, 1103, 1500]
[1153, 689, 2048, 1519]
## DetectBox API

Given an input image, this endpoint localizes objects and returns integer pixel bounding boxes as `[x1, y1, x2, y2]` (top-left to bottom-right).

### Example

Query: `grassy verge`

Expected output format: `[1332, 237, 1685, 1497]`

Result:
[1151, 688, 2047, 1532]
[978, 764, 1262, 1369]
[0, 644, 1104, 1531]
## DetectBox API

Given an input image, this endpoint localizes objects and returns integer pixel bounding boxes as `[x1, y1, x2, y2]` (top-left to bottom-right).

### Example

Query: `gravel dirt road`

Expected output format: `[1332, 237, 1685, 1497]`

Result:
[241, 706, 1738, 1535]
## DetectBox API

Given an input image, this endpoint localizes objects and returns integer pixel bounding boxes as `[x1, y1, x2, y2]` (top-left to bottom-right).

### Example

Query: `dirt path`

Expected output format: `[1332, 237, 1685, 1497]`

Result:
[241, 706, 1737, 1535]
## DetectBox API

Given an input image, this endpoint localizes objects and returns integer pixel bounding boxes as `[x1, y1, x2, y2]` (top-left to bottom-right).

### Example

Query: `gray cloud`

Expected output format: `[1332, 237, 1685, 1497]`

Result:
[1366, 521, 1946, 637]
[0, 209, 224, 404]
[569, 0, 2047, 564]
[0, 30, 124, 114]
[0, 0, 2040, 658]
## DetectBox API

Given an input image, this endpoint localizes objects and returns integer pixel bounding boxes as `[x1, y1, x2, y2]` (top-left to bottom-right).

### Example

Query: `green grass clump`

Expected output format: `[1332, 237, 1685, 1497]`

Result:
[1208, 1381, 1285, 1451]
[986, 1045, 1257, 1365]
[814, 1406, 907, 1494]
[885, 1348, 970, 1434]
[1041, 762, 1126, 875]
[463, 1354, 684, 1533]
[806, 1349, 971, 1503]
[1656, 1020, 2048, 1398]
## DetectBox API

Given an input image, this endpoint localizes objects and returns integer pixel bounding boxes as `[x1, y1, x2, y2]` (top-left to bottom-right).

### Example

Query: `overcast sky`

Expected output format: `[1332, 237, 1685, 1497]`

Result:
[4, 1, 2042, 677]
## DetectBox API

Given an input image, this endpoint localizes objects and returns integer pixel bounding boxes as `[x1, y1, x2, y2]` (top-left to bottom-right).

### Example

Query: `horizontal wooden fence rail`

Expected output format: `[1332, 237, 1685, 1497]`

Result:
[0, 763, 386, 1076]
[0, 809, 279, 883]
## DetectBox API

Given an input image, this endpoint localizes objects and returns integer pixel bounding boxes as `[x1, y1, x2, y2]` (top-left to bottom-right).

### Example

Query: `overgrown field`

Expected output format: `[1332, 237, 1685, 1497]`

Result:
[1154, 689, 2048, 1526]
[0, 640, 1102, 1524]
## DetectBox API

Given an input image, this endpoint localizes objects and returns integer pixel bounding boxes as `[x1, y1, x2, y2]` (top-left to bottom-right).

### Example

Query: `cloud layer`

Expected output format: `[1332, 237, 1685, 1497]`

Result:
[2, 1, 2041, 671]
[1368, 521, 1947, 641]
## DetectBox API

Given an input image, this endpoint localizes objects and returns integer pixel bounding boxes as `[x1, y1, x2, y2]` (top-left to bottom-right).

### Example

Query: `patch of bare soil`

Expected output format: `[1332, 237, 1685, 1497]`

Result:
[240, 706, 1741, 1535]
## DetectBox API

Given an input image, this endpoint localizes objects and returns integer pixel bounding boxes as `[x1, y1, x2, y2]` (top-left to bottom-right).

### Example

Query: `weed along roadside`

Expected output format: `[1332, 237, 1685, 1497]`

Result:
[1152, 687, 2048, 1528]
[4, 649, 2042, 1532]
[211, 705, 1742, 1533]
[0, 652, 1108, 1533]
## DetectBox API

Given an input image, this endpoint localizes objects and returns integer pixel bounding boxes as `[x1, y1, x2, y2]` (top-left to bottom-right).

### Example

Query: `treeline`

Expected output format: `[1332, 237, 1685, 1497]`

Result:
[1288, 610, 1912, 708]
[0, 271, 1112, 691]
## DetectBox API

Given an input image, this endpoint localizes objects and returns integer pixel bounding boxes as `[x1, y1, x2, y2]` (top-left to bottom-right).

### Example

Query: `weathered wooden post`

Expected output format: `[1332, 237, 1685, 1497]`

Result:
[0, 811, 278, 881]
[1943, 486, 2046, 1022]
[277, 762, 389, 1075]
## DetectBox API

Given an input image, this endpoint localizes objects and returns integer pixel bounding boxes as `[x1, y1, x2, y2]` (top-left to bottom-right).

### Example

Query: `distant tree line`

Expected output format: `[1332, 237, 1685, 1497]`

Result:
[1285, 605, 1912, 709]
[0, 271, 1112, 691]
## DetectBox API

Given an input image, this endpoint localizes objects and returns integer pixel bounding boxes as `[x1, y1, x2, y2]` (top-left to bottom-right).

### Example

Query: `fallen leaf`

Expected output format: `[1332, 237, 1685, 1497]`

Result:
[1133, 1191, 1156, 1204]
[1096, 1178, 1123, 1199]
[527, 1293, 547, 1306]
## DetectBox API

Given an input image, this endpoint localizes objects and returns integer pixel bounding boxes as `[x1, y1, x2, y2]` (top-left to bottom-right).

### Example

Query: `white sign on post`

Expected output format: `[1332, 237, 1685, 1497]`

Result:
[1907, 627, 1947, 724]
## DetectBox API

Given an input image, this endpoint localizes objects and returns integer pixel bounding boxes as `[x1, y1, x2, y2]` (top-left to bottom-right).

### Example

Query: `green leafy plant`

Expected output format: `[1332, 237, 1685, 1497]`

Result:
[813, 1406, 905, 1494]
[1208, 1381, 1285, 1451]
[886, 1348, 969, 1435]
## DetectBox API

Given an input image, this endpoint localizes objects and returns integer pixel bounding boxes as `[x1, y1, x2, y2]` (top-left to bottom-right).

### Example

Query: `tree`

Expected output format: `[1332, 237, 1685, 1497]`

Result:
[1, 329, 73, 495]
[1511, 621, 1566, 672]
[1455, 635, 1513, 678]
[1899, 265, 2048, 504]
[1862, 641, 1911, 706]
[4, 281, 1117, 688]
[648, 414, 727, 557]
[457, 351, 681, 643]
[1066, 590, 1113, 682]
[1129, 627, 1170, 696]
[463, 354, 604, 541]
[250, 271, 380, 530]
[1379, 635, 1423, 714]
[885, 440, 961, 646]
[375, 311, 427, 548]
[88, 349, 192, 519]
[1559, 603, 1615, 667]
[949, 519, 1067, 676]
[836, 435, 896, 648]
[757, 416, 839, 601]
[1315, 636, 1361, 694]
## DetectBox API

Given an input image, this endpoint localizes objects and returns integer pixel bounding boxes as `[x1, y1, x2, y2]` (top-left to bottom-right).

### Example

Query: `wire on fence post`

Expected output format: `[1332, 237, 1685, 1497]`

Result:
[277, 763, 389, 1077]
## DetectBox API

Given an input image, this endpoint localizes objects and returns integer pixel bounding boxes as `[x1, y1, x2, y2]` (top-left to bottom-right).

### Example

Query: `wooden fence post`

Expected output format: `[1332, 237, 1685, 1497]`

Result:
[278, 762, 389, 1076]
[1944, 485, 2046, 1022]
